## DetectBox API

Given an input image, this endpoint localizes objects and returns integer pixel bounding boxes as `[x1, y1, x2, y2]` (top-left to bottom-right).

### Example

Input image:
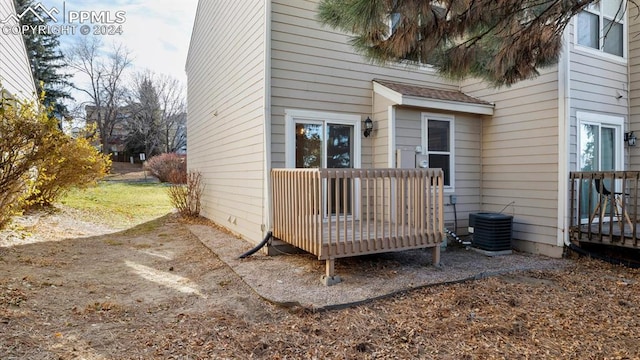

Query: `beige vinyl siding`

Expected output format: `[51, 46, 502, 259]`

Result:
[0, 0, 35, 98]
[568, 17, 630, 172]
[372, 93, 393, 169]
[186, 0, 266, 244]
[629, 5, 640, 170]
[394, 107, 482, 234]
[462, 69, 560, 248]
[269, 0, 458, 169]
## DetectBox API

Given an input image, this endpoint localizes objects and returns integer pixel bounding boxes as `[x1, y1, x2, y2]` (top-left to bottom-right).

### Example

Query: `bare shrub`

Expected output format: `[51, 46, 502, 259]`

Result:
[144, 153, 186, 183]
[168, 171, 203, 218]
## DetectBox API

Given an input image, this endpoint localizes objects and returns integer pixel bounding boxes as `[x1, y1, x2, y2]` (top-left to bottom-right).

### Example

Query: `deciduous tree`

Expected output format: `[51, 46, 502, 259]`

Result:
[67, 37, 132, 153]
[125, 72, 186, 156]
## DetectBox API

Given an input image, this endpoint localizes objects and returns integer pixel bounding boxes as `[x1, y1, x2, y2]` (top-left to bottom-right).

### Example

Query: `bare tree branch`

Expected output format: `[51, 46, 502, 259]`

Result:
[66, 37, 132, 153]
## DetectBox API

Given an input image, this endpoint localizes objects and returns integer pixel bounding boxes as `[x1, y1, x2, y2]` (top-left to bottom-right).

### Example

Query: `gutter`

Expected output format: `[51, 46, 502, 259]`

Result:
[262, 0, 273, 236]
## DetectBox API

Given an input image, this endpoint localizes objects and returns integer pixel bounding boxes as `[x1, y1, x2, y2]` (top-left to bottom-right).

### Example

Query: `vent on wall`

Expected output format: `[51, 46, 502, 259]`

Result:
[469, 212, 513, 252]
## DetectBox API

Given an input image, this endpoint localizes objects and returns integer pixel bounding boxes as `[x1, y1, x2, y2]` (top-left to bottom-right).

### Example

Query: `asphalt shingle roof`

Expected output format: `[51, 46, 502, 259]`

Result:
[373, 79, 492, 106]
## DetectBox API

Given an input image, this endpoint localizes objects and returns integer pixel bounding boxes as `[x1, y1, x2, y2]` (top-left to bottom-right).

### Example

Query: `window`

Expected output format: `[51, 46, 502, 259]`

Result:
[285, 109, 362, 217]
[577, 0, 625, 57]
[576, 111, 624, 223]
[577, 111, 623, 172]
[422, 113, 454, 189]
[285, 109, 361, 169]
[386, 3, 446, 65]
[388, 12, 401, 35]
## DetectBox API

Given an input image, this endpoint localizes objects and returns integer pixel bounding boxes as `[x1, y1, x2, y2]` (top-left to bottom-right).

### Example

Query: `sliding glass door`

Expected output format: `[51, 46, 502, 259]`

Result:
[578, 112, 624, 223]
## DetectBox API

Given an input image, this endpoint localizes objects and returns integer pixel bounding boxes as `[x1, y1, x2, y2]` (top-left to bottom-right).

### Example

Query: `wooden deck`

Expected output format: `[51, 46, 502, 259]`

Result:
[571, 223, 640, 248]
[272, 168, 444, 284]
[570, 171, 640, 250]
[320, 219, 440, 259]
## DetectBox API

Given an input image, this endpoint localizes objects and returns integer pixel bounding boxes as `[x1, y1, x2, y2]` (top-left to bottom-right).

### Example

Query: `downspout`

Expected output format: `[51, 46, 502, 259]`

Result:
[626, 7, 631, 174]
[558, 26, 571, 247]
[262, 0, 273, 237]
[558, 28, 572, 246]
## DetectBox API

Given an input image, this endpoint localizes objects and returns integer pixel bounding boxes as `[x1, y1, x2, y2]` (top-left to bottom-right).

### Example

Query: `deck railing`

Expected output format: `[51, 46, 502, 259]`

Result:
[271, 168, 445, 262]
[569, 171, 640, 248]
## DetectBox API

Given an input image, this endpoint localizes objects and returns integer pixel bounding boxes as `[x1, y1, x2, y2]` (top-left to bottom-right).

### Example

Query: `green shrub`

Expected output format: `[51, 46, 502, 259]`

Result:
[144, 153, 186, 183]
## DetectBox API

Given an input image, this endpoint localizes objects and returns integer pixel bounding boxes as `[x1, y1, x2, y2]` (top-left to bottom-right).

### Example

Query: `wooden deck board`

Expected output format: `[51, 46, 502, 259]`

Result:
[573, 223, 640, 248]
[278, 219, 441, 260]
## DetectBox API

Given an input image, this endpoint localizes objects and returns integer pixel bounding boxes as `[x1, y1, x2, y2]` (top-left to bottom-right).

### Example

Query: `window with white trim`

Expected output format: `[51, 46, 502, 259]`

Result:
[284, 109, 362, 217]
[576, 0, 625, 57]
[422, 113, 454, 189]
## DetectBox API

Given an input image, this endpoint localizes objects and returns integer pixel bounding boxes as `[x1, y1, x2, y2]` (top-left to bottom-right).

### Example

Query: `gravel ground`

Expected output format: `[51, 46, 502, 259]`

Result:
[189, 224, 568, 310]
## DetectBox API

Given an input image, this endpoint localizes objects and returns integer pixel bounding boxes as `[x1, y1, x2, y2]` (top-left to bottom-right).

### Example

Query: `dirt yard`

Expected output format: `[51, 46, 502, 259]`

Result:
[1, 167, 640, 358]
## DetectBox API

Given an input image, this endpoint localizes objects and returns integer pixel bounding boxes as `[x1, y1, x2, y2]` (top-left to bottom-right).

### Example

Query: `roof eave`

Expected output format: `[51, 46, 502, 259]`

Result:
[373, 81, 494, 116]
[403, 95, 494, 116]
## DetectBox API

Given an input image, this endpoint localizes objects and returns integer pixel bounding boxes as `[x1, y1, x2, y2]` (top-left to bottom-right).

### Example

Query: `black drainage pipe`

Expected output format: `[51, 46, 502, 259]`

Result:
[239, 231, 273, 259]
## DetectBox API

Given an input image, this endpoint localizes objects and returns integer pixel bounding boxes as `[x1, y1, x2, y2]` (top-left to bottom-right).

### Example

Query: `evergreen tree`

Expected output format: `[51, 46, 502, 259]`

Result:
[14, 0, 72, 117]
[318, 0, 626, 86]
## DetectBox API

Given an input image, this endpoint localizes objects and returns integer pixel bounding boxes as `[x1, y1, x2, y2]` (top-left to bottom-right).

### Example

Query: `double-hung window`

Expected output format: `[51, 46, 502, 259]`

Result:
[577, 0, 625, 57]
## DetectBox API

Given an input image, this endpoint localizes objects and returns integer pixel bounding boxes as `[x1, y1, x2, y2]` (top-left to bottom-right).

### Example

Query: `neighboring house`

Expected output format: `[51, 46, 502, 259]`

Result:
[85, 104, 134, 155]
[186, 0, 639, 261]
[86, 104, 188, 161]
[0, 0, 36, 100]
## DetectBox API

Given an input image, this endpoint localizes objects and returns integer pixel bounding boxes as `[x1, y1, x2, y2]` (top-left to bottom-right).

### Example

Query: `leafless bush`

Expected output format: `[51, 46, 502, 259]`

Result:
[144, 153, 186, 183]
[168, 171, 203, 218]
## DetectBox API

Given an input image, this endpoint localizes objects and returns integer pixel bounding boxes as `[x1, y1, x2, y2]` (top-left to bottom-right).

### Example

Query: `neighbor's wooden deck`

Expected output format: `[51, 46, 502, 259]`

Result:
[570, 171, 640, 249]
[572, 223, 640, 248]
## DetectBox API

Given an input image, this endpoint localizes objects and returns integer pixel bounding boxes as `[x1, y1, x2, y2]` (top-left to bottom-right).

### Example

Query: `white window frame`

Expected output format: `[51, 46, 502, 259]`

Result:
[577, 111, 624, 172]
[421, 112, 455, 192]
[285, 109, 362, 219]
[284, 109, 362, 169]
[576, 111, 625, 224]
[574, 0, 627, 61]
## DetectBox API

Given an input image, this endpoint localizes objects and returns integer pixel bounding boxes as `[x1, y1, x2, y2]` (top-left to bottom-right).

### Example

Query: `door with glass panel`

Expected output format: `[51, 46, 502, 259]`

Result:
[578, 116, 623, 223]
[295, 122, 354, 215]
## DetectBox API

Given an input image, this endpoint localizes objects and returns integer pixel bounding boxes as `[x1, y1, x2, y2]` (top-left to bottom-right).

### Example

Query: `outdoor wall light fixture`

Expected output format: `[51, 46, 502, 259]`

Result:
[363, 117, 374, 137]
[625, 132, 637, 147]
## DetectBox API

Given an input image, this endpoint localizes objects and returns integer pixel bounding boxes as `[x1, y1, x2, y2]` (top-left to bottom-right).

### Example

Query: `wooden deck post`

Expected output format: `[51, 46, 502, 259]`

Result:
[321, 259, 341, 286]
[432, 245, 441, 267]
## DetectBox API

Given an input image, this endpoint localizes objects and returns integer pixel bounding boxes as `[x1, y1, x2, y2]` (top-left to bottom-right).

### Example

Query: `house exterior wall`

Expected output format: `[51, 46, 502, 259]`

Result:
[566, 17, 630, 174]
[372, 93, 393, 169]
[393, 107, 482, 234]
[186, 0, 267, 243]
[462, 68, 561, 257]
[189, 0, 640, 257]
[269, 0, 458, 170]
[461, 10, 633, 257]
[0, 0, 36, 98]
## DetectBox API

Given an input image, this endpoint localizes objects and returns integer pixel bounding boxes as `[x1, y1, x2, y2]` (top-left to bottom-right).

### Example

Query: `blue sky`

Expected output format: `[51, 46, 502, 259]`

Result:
[38, 0, 198, 88]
